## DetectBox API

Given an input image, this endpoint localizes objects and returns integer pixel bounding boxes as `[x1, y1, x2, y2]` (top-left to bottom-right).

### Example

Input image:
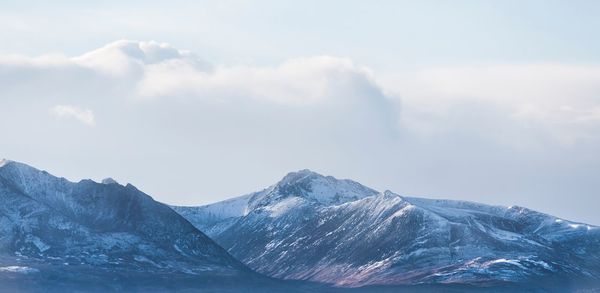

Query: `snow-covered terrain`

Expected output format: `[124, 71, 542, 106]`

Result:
[172, 169, 378, 236]
[175, 169, 600, 289]
[2, 159, 599, 291]
[0, 160, 305, 291]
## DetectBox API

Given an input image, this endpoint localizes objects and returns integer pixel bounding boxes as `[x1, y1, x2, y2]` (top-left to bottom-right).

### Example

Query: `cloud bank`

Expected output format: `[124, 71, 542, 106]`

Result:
[381, 64, 600, 147]
[1, 40, 599, 225]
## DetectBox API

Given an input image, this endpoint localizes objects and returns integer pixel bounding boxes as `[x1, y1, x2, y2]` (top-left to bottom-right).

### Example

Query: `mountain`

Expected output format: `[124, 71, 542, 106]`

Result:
[173, 169, 600, 290]
[173, 169, 378, 237]
[0, 159, 299, 292]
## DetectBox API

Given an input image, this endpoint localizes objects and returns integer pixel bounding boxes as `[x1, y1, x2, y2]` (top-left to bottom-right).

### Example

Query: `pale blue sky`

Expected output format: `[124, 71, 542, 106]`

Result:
[2, 1, 600, 68]
[1, 1, 600, 224]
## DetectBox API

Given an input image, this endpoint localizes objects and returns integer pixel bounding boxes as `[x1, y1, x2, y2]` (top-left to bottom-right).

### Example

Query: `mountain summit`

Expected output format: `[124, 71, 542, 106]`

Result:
[172, 170, 378, 236]
[174, 169, 600, 289]
[249, 169, 378, 208]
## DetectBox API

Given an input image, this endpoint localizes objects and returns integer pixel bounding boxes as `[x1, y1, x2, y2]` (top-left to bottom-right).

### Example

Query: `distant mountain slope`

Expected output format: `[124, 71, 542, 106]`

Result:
[173, 193, 254, 237]
[0, 159, 298, 291]
[174, 170, 600, 289]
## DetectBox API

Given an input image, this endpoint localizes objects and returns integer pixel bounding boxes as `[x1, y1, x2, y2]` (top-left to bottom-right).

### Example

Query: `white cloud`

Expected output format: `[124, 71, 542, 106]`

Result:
[1, 40, 600, 225]
[379, 64, 600, 146]
[4, 40, 600, 151]
[72, 40, 210, 77]
[51, 105, 95, 126]
[136, 55, 378, 105]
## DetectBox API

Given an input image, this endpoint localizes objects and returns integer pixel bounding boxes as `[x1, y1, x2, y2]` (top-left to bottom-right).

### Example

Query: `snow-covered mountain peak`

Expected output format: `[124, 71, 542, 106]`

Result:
[382, 189, 401, 198]
[0, 160, 49, 184]
[251, 169, 379, 208]
[172, 170, 380, 235]
[278, 169, 321, 184]
[0, 159, 26, 170]
[0, 159, 36, 171]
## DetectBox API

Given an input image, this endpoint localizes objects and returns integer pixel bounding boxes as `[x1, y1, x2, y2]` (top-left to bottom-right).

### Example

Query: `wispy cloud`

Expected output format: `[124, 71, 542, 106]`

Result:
[51, 105, 95, 126]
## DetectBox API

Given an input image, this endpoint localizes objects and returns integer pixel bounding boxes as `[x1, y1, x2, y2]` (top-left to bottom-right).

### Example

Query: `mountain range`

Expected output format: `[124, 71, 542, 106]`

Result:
[1, 159, 599, 292]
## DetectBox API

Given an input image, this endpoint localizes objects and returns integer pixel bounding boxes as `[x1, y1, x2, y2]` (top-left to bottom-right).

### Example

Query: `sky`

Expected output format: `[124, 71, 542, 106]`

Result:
[1, 1, 600, 225]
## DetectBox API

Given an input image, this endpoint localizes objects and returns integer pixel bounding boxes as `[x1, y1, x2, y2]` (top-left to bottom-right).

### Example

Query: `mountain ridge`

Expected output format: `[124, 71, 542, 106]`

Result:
[2, 160, 599, 291]
[174, 169, 600, 289]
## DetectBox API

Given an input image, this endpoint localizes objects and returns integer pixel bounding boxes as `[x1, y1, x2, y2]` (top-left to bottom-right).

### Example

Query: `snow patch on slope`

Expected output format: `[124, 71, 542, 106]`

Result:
[263, 197, 305, 217]
[0, 266, 40, 274]
[200, 193, 253, 218]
